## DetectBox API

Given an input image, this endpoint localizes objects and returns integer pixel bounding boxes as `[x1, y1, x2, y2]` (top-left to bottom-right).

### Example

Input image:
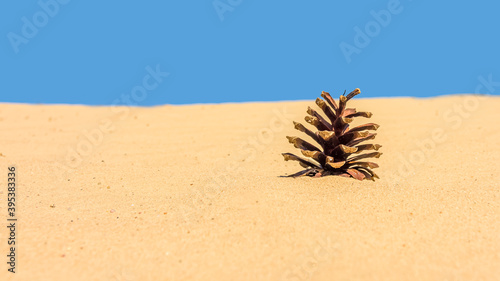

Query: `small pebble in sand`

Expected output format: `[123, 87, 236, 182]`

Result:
[107, 186, 110, 189]
[50, 204, 56, 208]
[110, 209, 116, 213]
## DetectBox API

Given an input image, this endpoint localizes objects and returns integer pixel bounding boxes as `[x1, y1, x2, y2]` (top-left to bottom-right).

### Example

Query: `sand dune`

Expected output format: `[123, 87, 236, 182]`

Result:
[0, 95, 499, 280]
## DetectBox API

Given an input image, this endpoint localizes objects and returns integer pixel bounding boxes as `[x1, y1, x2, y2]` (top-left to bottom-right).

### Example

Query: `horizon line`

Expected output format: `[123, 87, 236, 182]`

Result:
[0, 93, 497, 108]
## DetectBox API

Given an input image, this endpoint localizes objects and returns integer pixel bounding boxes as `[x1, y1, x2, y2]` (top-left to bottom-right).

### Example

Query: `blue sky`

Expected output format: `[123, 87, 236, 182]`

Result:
[1, 1, 499, 105]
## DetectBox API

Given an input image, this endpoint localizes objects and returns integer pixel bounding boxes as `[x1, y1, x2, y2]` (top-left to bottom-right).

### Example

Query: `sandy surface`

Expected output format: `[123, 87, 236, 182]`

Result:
[0, 95, 499, 280]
